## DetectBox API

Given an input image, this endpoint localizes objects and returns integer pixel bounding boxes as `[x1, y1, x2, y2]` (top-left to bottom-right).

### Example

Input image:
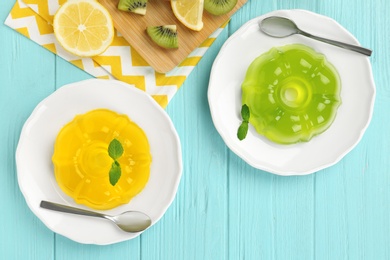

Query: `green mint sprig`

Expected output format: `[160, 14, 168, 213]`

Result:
[108, 138, 124, 186]
[237, 104, 250, 141]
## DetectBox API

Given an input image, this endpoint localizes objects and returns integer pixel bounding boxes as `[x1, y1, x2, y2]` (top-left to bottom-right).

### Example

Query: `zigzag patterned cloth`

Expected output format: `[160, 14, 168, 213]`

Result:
[4, 0, 227, 107]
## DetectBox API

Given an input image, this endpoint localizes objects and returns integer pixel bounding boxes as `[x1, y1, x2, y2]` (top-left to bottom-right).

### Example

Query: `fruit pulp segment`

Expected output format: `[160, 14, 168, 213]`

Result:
[117, 0, 148, 14]
[204, 0, 238, 15]
[147, 26, 178, 49]
[182, 1, 202, 24]
[171, 0, 204, 30]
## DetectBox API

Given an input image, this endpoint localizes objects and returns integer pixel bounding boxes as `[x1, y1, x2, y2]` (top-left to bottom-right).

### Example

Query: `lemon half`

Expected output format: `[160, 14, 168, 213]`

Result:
[53, 0, 114, 57]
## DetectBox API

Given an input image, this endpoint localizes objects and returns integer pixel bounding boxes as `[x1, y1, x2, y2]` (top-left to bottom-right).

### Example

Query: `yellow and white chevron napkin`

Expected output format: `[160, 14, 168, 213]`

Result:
[4, 0, 227, 107]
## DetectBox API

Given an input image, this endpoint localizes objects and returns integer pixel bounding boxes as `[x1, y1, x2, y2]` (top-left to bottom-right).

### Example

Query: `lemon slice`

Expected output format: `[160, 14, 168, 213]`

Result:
[171, 0, 204, 31]
[53, 0, 114, 57]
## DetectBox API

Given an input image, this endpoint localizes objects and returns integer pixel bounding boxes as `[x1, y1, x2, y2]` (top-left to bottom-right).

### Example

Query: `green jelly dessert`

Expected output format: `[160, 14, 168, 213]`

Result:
[241, 44, 341, 144]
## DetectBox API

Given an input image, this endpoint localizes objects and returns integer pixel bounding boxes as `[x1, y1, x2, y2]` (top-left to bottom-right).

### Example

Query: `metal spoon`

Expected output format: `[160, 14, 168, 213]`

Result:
[40, 200, 151, 233]
[259, 16, 372, 56]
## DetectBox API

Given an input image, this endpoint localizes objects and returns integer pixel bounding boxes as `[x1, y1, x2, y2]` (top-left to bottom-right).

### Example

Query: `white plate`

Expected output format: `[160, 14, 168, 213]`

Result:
[16, 79, 182, 244]
[208, 10, 375, 175]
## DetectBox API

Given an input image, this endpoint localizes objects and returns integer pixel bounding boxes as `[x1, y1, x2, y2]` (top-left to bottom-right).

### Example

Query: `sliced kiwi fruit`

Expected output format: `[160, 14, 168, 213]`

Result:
[204, 0, 238, 16]
[146, 25, 178, 49]
[118, 0, 148, 15]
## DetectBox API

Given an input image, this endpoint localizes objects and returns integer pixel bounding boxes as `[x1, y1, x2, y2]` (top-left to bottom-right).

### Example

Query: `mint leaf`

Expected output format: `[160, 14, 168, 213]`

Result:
[108, 139, 124, 186]
[237, 121, 249, 141]
[109, 161, 121, 186]
[241, 104, 250, 122]
[237, 104, 250, 140]
[108, 139, 124, 160]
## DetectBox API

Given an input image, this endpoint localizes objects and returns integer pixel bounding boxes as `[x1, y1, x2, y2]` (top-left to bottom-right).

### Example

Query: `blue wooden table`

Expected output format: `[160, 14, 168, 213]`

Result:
[1, 0, 389, 259]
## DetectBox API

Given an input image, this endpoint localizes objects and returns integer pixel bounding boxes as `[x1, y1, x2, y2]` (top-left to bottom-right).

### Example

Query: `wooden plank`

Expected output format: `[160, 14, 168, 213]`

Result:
[315, 0, 390, 259]
[0, 3, 56, 257]
[98, 0, 247, 73]
[55, 236, 141, 260]
[139, 34, 230, 259]
[228, 157, 275, 259]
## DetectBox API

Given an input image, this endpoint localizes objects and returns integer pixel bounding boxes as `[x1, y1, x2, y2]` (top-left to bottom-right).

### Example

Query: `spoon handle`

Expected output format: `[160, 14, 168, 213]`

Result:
[299, 30, 372, 56]
[40, 200, 106, 219]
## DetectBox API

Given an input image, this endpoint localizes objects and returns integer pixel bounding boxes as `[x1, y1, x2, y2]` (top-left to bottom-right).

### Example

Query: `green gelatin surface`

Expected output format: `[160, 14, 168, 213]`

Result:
[241, 44, 341, 144]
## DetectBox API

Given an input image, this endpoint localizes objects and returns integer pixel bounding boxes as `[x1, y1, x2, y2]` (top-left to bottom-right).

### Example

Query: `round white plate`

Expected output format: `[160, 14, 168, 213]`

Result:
[208, 10, 375, 175]
[16, 79, 182, 244]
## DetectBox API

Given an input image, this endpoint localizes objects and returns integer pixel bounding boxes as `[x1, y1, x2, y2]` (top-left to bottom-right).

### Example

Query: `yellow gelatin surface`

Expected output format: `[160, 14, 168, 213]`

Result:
[52, 109, 152, 210]
[242, 44, 341, 144]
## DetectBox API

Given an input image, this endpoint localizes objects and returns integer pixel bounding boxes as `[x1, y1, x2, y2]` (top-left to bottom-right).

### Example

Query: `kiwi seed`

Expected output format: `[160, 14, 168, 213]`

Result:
[146, 25, 179, 49]
[118, 0, 148, 15]
[204, 0, 238, 16]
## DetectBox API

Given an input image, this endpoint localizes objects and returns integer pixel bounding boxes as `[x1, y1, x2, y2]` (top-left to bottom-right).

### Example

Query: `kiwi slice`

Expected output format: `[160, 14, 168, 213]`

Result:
[118, 0, 148, 15]
[204, 0, 238, 16]
[146, 25, 178, 49]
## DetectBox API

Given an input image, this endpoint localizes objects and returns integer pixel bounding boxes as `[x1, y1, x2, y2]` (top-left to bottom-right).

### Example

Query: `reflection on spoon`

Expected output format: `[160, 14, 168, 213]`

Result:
[259, 16, 372, 56]
[40, 200, 151, 233]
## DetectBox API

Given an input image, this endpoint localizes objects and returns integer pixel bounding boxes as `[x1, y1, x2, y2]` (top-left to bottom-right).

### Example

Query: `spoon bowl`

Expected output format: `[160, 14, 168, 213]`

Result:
[259, 16, 299, 38]
[259, 16, 372, 56]
[40, 200, 151, 233]
[107, 211, 152, 232]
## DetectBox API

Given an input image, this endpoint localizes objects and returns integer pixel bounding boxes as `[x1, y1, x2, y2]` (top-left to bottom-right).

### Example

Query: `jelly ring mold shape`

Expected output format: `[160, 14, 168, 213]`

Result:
[52, 109, 152, 210]
[241, 44, 341, 144]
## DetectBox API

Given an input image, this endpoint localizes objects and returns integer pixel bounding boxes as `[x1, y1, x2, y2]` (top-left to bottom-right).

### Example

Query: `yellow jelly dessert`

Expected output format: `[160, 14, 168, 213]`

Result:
[52, 109, 152, 210]
[241, 44, 341, 144]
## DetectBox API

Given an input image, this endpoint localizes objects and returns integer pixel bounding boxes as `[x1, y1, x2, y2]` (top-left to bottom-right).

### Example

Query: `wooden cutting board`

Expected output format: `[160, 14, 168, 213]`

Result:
[99, 0, 247, 73]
